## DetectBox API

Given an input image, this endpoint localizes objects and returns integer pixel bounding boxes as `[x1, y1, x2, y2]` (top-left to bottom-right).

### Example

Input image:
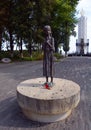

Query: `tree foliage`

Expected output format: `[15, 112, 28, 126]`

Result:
[0, 0, 80, 57]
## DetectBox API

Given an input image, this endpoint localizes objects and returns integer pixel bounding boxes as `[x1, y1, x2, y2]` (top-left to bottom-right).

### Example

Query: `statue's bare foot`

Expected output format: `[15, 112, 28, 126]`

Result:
[48, 82, 54, 87]
[43, 82, 51, 90]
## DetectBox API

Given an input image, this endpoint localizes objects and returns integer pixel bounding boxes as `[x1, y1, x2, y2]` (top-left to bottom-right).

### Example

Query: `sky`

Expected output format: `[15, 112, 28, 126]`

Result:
[69, 0, 91, 53]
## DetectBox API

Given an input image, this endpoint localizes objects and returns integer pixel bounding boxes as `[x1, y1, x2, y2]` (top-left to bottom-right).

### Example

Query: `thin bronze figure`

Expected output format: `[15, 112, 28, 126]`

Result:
[42, 25, 55, 87]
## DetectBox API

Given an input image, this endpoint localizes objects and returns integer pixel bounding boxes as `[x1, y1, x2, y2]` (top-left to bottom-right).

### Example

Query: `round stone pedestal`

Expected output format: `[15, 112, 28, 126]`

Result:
[17, 78, 80, 122]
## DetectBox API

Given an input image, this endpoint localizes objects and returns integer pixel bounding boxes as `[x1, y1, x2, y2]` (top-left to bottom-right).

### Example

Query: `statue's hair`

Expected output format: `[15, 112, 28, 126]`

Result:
[44, 25, 51, 32]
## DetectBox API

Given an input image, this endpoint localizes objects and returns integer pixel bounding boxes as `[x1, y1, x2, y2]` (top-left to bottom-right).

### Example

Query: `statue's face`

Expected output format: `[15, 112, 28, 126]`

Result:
[44, 25, 51, 35]
[48, 30, 51, 34]
[44, 29, 51, 36]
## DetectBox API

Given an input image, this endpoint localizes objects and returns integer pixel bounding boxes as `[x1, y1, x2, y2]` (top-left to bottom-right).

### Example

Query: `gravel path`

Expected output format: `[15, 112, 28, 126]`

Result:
[0, 57, 91, 130]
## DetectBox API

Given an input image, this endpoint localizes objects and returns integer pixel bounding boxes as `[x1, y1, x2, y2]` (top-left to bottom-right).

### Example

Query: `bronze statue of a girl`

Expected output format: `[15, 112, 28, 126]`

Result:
[42, 25, 55, 88]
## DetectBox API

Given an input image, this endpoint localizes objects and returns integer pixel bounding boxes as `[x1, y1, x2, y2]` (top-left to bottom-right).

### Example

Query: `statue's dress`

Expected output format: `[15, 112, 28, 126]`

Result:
[43, 36, 55, 77]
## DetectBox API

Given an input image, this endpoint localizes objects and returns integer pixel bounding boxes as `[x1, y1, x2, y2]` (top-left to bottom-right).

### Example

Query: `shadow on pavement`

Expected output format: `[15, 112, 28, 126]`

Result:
[0, 96, 50, 128]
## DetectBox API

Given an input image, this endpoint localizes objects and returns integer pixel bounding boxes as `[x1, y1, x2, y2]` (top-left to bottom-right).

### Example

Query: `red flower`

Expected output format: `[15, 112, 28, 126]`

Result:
[45, 83, 51, 90]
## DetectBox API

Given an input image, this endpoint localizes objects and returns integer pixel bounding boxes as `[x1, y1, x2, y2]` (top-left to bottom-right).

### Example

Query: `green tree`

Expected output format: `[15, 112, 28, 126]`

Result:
[51, 0, 79, 53]
[0, 1, 10, 52]
[0, 0, 80, 58]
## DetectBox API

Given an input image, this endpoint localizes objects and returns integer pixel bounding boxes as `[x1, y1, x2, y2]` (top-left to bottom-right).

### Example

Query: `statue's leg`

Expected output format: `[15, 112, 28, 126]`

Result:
[46, 76, 48, 82]
[48, 76, 53, 87]
[51, 76, 53, 83]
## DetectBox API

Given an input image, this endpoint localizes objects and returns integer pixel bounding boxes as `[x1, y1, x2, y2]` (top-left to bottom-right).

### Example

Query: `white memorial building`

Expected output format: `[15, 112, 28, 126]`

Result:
[76, 10, 89, 55]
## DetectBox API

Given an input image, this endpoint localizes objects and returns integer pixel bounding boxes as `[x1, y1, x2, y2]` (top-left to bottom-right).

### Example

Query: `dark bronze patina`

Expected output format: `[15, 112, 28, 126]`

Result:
[42, 25, 55, 86]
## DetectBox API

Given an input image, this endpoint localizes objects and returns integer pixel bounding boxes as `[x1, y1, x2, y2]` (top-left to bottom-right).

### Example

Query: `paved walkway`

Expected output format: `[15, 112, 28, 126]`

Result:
[0, 57, 91, 130]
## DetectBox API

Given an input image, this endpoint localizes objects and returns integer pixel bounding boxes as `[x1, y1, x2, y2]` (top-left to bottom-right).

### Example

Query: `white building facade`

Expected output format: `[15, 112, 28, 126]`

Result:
[76, 10, 89, 55]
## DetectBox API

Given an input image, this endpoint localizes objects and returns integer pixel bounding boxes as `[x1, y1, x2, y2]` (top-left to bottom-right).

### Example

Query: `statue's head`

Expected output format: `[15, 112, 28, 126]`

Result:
[44, 25, 52, 35]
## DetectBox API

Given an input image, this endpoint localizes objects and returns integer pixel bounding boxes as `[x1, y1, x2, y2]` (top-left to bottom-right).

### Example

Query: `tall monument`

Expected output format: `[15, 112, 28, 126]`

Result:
[76, 9, 89, 55]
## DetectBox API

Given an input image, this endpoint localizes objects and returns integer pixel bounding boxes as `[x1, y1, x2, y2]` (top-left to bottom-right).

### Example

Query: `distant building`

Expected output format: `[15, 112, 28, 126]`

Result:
[76, 9, 89, 55]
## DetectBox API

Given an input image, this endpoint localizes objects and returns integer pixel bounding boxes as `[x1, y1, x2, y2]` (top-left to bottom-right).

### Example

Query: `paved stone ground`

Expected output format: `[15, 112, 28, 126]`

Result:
[0, 57, 91, 130]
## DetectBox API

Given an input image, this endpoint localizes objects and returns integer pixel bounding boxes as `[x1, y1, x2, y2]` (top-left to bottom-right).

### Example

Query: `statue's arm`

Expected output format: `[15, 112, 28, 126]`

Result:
[52, 38, 55, 52]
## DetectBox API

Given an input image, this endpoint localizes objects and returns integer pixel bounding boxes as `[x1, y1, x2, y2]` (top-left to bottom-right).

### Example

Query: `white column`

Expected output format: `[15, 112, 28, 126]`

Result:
[76, 9, 89, 54]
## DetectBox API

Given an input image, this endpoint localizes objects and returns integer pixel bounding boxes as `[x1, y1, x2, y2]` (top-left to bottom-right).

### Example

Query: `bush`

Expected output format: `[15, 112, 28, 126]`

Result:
[0, 51, 11, 60]
[21, 51, 43, 61]
[23, 50, 30, 57]
[21, 57, 32, 61]
[54, 53, 63, 59]
[12, 51, 21, 60]
[32, 51, 43, 60]
[0, 50, 64, 62]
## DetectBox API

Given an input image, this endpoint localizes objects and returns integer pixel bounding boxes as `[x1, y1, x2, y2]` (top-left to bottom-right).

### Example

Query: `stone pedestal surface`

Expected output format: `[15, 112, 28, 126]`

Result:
[17, 78, 80, 122]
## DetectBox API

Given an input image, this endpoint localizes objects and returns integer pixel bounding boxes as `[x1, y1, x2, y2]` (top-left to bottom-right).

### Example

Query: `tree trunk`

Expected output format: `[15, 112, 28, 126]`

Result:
[28, 42, 32, 57]
[20, 37, 23, 58]
[0, 29, 2, 52]
[9, 30, 13, 57]
[65, 51, 68, 57]
[55, 40, 58, 53]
